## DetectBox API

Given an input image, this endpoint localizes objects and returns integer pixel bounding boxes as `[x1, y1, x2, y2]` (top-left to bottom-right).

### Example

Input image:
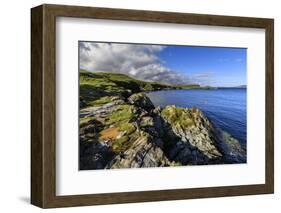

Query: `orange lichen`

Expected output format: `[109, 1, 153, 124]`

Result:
[99, 127, 120, 140]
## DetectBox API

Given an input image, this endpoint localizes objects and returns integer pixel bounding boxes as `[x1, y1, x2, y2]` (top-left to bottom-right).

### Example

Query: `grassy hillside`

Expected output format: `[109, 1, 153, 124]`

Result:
[80, 70, 202, 108]
[174, 84, 201, 89]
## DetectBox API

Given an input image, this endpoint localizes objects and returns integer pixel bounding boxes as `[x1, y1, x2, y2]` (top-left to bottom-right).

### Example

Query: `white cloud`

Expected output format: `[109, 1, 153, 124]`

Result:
[79, 42, 192, 85]
[190, 71, 217, 86]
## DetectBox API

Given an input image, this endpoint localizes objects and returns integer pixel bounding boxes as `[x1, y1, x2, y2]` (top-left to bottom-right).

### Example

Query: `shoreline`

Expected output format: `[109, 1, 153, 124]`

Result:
[79, 71, 246, 170]
[146, 89, 247, 147]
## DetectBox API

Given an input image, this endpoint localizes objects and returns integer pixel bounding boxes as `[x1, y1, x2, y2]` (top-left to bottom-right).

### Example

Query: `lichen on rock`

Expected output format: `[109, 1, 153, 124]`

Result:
[79, 72, 246, 170]
[128, 92, 155, 112]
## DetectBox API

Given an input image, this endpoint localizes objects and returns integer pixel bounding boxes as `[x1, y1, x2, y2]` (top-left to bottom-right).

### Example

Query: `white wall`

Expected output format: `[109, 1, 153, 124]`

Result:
[0, 0, 279, 212]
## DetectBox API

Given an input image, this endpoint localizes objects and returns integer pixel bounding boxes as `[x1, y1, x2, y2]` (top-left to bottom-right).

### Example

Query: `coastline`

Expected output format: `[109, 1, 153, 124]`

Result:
[79, 71, 246, 170]
[146, 88, 247, 147]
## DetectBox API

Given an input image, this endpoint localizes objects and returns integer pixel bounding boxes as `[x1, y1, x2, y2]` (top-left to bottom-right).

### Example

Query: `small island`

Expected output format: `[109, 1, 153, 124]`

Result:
[79, 70, 246, 170]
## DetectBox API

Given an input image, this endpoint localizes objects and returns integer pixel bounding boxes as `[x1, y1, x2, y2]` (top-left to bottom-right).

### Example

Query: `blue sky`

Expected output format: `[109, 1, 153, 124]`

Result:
[158, 46, 247, 87]
[80, 42, 246, 87]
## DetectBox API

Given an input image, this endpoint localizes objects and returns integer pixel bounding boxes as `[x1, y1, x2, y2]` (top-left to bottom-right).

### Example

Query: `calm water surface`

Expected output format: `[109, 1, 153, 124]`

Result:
[146, 89, 246, 147]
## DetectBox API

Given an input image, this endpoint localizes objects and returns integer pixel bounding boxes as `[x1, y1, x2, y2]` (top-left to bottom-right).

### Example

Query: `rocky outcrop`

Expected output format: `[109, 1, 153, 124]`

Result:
[107, 132, 170, 169]
[79, 93, 170, 170]
[80, 97, 125, 119]
[160, 105, 245, 165]
[161, 106, 222, 163]
[79, 92, 246, 170]
[128, 92, 155, 112]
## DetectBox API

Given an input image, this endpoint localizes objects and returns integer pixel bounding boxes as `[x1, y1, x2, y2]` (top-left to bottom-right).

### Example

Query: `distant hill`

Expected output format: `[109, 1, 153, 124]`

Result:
[218, 85, 247, 89]
[80, 70, 204, 108]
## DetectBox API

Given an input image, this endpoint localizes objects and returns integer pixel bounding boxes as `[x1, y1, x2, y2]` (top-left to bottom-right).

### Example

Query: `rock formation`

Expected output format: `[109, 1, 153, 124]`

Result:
[79, 70, 246, 169]
[80, 92, 246, 170]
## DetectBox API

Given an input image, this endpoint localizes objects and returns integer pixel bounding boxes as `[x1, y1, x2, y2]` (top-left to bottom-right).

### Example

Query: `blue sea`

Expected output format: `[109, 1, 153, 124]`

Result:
[146, 88, 247, 148]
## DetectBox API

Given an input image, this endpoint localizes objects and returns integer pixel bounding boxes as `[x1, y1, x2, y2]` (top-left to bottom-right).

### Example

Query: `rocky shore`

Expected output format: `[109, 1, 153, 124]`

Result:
[79, 71, 246, 170]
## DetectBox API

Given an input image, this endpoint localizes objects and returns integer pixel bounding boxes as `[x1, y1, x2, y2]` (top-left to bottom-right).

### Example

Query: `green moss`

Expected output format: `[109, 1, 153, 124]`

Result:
[119, 123, 136, 135]
[79, 115, 94, 127]
[89, 96, 115, 106]
[106, 104, 135, 125]
[116, 136, 130, 144]
[161, 106, 194, 128]
[111, 123, 137, 153]
[179, 118, 194, 128]
[112, 136, 132, 153]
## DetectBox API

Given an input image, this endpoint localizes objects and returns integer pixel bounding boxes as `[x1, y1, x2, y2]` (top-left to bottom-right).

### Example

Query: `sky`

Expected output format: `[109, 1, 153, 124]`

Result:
[79, 42, 246, 87]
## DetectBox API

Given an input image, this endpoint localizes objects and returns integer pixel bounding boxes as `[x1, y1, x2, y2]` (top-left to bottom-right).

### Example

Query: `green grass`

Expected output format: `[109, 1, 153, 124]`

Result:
[111, 122, 137, 153]
[79, 70, 214, 108]
[161, 106, 195, 128]
[175, 84, 201, 89]
[106, 104, 135, 125]
[103, 104, 138, 153]
[112, 135, 131, 153]
[89, 96, 117, 106]
[119, 123, 136, 135]
[79, 115, 95, 127]
[80, 70, 131, 107]
[80, 70, 141, 93]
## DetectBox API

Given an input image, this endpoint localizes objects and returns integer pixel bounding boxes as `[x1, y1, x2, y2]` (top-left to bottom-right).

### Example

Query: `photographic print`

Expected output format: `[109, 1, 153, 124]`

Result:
[31, 5, 274, 207]
[79, 42, 247, 170]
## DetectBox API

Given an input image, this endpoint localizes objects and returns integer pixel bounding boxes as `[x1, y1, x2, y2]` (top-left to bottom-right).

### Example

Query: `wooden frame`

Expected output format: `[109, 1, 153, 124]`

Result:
[31, 4, 274, 208]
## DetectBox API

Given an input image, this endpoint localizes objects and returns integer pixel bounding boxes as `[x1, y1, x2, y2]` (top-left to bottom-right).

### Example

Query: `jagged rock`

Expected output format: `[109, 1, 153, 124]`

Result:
[107, 132, 170, 169]
[160, 105, 246, 165]
[80, 98, 125, 119]
[140, 116, 154, 127]
[160, 105, 223, 164]
[79, 90, 246, 170]
[128, 93, 155, 111]
[79, 141, 115, 170]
